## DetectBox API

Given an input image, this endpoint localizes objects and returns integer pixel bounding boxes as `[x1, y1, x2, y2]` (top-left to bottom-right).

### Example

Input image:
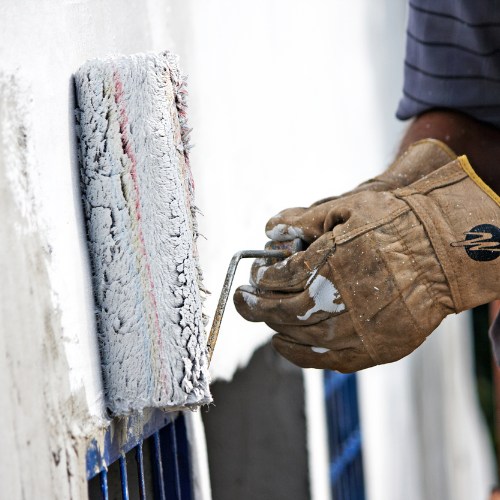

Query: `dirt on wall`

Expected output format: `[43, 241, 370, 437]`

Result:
[0, 74, 99, 500]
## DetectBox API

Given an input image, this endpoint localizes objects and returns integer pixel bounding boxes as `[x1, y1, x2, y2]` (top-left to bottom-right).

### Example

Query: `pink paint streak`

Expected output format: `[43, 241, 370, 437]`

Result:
[113, 71, 167, 384]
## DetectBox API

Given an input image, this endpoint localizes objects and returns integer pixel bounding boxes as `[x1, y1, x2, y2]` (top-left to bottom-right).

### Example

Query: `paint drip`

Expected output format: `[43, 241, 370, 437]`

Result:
[297, 275, 345, 321]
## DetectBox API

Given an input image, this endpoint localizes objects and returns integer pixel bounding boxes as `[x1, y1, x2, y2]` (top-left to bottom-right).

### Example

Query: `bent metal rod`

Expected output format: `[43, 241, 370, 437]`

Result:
[207, 238, 303, 365]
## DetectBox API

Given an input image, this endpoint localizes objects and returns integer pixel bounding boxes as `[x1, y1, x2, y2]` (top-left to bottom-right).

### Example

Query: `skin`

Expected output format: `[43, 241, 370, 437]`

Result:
[399, 109, 500, 194]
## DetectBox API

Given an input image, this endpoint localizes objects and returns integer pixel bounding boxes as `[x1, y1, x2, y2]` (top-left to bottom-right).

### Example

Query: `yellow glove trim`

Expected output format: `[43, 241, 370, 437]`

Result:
[458, 155, 500, 207]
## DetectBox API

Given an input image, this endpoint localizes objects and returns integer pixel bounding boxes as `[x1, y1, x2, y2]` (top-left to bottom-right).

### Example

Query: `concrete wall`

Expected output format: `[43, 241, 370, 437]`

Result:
[0, 1, 393, 497]
[0, 1, 190, 497]
[2, 1, 493, 499]
[0, 74, 87, 499]
[188, 0, 383, 381]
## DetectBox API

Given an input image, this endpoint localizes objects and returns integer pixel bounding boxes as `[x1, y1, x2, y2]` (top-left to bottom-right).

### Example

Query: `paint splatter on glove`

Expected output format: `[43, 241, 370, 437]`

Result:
[234, 156, 500, 372]
[265, 139, 456, 244]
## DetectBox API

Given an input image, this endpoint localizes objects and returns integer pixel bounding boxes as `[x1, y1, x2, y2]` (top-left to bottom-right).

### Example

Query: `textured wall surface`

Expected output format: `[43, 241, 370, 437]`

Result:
[0, 1, 387, 498]
[0, 75, 88, 499]
[0, 2, 196, 498]
[2, 1, 493, 499]
[0, 0, 187, 420]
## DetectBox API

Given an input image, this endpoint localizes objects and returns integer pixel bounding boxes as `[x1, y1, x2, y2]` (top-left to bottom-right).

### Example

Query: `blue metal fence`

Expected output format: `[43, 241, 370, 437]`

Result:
[324, 371, 365, 500]
[87, 411, 193, 500]
[88, 373, 364, 499]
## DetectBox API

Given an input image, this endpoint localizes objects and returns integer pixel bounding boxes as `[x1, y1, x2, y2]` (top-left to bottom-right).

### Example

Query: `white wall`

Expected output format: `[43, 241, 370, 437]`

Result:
[0, 0, 189, 421]
[183, 0, 383, 380]
[1, 1, 494, 499]
[0, 1, 197, 497]
[0, 0, 383, 412]
[0, 2, 380, 497]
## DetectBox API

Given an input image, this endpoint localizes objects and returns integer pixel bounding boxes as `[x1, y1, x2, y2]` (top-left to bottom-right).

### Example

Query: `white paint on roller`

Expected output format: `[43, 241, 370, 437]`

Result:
[297, 275, 345, 321]
[76, 52, 211, 415]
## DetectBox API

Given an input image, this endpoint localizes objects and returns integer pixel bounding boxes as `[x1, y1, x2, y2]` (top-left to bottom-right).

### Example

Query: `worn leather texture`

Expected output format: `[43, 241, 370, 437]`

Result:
[235, 149, 500, 372]
[264, 139, 456, 243]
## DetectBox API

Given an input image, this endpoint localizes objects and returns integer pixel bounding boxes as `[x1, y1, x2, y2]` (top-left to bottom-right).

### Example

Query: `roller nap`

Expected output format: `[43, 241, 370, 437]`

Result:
[75, 51, 211, 415]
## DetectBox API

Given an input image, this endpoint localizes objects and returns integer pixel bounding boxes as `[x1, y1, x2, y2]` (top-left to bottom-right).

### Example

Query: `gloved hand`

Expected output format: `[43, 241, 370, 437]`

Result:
[234, 155, 500, 372]
[266, 139, 456, 244]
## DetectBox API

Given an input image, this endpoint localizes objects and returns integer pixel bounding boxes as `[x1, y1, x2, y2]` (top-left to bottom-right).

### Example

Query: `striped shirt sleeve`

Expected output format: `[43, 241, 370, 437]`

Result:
[397, 0, 500, 128]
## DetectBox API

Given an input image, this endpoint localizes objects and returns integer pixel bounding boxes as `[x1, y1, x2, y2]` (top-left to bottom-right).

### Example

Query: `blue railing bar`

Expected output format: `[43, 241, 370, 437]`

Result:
[345, 377, 354, 441]
[100, 469, 109, 500]
[87, 439, 103, 481]
[324, 372, 354, 399]
[329, 428, 362, 485]
[119, 454, 129, 500]
[153, 431, 167, 500]
[355, 456, 364, 500]
[136, 443, 147, 500]
[86, 409, 175, 480]
[170, 420, 183, 500]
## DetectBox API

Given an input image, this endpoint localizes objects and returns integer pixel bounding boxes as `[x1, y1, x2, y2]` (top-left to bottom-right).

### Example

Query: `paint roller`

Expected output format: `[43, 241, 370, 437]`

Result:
[75, 51, 302, 416]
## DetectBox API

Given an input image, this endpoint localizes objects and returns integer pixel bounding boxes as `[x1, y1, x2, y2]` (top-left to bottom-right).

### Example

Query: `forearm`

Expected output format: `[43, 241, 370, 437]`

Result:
[398, 110, 500, 194]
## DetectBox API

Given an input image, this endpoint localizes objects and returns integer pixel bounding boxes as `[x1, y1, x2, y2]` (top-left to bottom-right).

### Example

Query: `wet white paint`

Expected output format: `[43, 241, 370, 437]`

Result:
[306, 268, 318, 286]
[253, 265, 269, 285]
[311, 346, 330, 354]
[239, 285, 259, 308]
[251, 255, 292, 287]
[275, 255, 291, 269]
[266, 223, 304, 242]
[297, 275, 345, 321]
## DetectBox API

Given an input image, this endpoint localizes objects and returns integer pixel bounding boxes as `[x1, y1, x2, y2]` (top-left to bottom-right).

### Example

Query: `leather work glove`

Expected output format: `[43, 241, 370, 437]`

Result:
[266, 139, 456, 244]
[234, 156, 500, 372]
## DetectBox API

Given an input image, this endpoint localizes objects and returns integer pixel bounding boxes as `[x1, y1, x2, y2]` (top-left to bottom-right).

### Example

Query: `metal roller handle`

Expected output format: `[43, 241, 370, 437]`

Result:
[206, 238, 303, 365]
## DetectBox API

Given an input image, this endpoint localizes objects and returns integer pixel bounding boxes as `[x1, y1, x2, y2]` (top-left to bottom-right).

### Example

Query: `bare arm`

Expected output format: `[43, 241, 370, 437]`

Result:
[399, 110, 500, 194]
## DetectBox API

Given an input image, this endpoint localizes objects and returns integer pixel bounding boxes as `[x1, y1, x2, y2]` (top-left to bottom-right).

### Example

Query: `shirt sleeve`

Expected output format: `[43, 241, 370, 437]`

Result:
[397, 0, 500, 128]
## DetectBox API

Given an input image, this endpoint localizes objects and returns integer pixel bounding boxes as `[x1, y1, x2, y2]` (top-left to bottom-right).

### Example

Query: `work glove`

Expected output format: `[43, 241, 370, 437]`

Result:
[266, 139, 456, 244]
[234, 155, 500, 372]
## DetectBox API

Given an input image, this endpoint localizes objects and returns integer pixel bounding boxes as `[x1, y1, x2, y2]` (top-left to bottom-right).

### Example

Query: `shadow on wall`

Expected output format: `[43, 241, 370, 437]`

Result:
[202, 342, 309, 500]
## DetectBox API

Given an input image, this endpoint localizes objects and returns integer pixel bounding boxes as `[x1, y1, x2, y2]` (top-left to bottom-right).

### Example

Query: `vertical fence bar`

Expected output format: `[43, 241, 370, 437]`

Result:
[172, 414, 194, 500]
[100, 470, 109, 500]
[153, 431, 167, 500]
[325, 371, 365, 500]
[119, 454, 129, 500]
[87, 411, 196, 499]
[170, 419, 183, 500]
[136, 443, 147, 500]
